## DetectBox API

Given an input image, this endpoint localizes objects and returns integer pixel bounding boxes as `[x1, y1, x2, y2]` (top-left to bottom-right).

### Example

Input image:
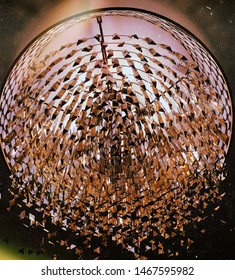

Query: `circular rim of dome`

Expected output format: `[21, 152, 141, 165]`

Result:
[0, 7, 233, 174]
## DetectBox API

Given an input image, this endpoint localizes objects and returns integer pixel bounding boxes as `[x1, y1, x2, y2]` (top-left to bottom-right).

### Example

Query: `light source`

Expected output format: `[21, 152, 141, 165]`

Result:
[0, 8, 232, 259]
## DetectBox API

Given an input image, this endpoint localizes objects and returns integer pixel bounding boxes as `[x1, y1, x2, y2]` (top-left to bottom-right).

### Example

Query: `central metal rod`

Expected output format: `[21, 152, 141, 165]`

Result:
[97, 16, 108, 65]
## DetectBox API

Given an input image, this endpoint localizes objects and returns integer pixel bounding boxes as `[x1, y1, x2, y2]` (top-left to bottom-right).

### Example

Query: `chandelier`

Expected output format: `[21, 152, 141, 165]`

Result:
[0, 8, 232, 259]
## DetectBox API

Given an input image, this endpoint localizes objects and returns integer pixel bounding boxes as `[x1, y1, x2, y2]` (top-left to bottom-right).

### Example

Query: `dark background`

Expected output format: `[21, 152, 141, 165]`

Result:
[0, 0, 234, 259]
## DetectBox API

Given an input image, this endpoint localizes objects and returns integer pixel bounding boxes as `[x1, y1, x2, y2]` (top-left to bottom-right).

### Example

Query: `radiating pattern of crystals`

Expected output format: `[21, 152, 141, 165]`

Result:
[0, 9, 232, 259]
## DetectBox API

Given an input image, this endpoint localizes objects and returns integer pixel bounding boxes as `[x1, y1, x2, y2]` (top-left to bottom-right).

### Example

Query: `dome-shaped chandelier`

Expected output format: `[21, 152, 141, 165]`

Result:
[0, 8, 232, 259]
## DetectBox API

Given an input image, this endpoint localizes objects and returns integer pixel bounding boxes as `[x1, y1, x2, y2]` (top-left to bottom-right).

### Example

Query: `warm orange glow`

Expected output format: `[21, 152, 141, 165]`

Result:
[17, 0, 209, 55]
